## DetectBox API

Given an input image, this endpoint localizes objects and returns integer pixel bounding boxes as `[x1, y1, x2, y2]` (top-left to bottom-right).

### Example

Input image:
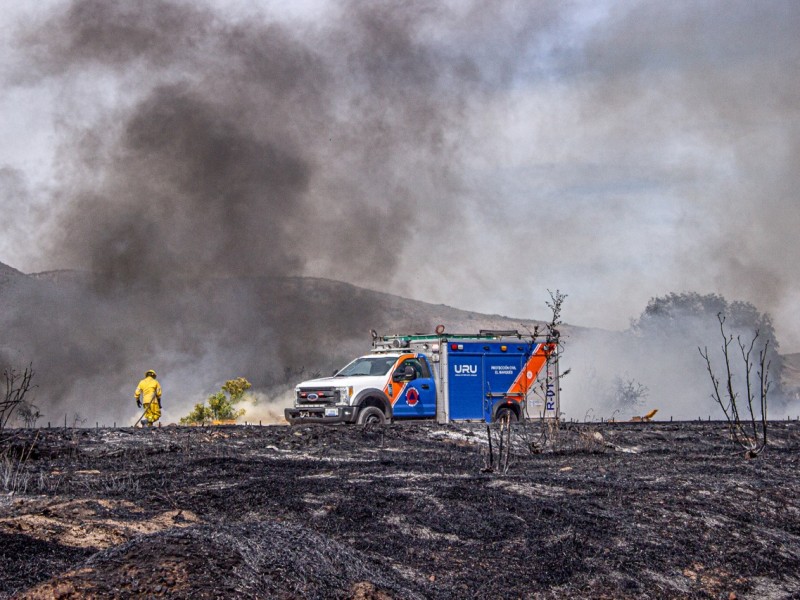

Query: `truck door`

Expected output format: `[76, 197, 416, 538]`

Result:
[448, 342, 527, 422]
[483, 351, 527, 420]
[390, 356, 436, 419]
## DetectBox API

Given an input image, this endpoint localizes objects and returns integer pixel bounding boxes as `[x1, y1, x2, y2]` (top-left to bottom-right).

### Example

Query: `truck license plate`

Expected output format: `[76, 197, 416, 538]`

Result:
[324, 408, 338, 417]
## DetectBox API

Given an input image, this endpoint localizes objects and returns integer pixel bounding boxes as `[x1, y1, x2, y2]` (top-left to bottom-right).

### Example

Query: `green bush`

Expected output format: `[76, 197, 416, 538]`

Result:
[180, 377, 252, 425]
[179, 401, 213, 425]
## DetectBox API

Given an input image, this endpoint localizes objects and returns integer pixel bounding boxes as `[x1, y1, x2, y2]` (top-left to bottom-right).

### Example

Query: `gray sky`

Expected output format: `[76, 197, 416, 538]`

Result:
[2, 0, 799, 349]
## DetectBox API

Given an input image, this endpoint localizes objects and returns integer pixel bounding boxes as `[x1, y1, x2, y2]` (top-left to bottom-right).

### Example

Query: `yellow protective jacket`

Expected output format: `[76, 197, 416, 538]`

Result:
[135, 376, 162, 404]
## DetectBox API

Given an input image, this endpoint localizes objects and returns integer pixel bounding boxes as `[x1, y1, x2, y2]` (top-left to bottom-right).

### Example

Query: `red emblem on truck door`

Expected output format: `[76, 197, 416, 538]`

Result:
[405, 387, 419, 407]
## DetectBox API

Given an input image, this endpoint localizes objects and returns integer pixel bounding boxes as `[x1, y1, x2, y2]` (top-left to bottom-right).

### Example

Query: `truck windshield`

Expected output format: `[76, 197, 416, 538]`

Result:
[335, 356, 398, 377]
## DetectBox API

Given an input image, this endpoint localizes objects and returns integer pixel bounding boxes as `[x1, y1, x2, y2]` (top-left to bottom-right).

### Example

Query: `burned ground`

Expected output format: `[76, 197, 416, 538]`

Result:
[1, 422, 800, 599]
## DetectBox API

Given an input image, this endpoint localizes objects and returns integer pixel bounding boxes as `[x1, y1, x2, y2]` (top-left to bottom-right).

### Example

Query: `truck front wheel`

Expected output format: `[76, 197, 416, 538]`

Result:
[357, 406, 386, 425]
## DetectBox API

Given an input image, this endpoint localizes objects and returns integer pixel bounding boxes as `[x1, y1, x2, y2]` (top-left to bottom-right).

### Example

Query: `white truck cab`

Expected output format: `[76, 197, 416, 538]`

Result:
[286, 351, 435, 425]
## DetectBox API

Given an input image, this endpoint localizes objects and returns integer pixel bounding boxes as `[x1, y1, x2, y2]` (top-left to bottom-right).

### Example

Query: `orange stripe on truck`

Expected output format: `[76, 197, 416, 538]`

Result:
[504, 343, 554, 402]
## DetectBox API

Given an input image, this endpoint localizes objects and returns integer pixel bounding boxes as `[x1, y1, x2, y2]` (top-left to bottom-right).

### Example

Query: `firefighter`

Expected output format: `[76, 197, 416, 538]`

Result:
[135, 369, 162, 427]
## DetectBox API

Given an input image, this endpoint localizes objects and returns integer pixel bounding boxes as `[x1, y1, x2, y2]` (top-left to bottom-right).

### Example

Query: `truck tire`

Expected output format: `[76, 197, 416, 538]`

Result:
[495, 407, 518, 423]
[357, 406, 386, 425]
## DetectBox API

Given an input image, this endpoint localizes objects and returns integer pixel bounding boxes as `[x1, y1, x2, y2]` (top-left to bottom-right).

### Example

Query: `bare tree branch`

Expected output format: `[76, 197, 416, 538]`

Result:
[1, 364, 36, 431]
[698, 313, 770, 458]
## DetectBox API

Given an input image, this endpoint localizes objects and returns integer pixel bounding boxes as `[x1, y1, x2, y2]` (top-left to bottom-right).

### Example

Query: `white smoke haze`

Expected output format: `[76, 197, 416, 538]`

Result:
[157, 389, 292, 428]
[561, 292, 796, 422]
[1, 0, 799, 423]
[241, 389, 295, 426]
[563, 332, 726, 423]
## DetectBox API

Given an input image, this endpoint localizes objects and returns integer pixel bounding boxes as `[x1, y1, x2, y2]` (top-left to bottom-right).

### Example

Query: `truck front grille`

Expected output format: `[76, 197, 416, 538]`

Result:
[296, 388, 339, 405]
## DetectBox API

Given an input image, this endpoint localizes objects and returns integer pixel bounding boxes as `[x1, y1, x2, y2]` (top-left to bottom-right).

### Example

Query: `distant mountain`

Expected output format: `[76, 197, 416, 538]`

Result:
[19, 268, 573, 339]
[28, 269, 93, 284]
[2, 259, 796, 421]
[0, 261, 575, 423]
[284, 276, 568, 338]
[0, 261, 26, 284]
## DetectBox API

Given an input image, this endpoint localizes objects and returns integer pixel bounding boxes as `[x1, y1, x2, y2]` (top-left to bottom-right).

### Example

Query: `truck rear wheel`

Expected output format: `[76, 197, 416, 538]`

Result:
[495, 407, 518, 423]
[357, 406, 386, 425]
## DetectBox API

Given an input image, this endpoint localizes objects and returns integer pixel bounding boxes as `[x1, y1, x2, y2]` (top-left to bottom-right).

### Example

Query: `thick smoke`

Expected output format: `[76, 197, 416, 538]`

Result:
[562, 293, 788, 422]
[32, 0, 426, 286]
[0, 0, 511, 424]
[393, 1, 800, 353]
[2, 1, 799, 424]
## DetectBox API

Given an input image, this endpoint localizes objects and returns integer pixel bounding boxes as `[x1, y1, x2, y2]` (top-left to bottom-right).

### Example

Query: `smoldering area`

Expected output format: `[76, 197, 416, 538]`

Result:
[2, 421, 800, 598]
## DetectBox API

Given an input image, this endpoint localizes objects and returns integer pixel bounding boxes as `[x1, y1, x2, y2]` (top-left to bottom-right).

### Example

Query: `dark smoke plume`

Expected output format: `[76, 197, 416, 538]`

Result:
[5, 1, 798, 424]
[24, 0, 482, 289]
[1, 0, 513, 423]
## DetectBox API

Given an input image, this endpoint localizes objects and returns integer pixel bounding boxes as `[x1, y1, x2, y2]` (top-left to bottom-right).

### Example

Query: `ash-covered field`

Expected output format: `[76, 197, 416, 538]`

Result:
[2, 421, 800, 599]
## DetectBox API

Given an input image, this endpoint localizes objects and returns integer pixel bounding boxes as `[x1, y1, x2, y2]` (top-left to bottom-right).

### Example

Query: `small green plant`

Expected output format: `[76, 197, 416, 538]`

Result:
[222, 377, 252, 404]
[180, 377, 252, 425]
[180, 401, 212, 426]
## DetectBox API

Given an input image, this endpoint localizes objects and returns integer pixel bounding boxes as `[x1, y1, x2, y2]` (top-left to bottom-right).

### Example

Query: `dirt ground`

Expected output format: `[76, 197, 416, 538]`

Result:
[1, 420, 800, 599]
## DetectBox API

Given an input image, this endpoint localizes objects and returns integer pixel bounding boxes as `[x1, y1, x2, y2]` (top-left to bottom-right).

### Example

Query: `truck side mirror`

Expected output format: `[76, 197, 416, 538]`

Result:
[393, 366, 415, 381]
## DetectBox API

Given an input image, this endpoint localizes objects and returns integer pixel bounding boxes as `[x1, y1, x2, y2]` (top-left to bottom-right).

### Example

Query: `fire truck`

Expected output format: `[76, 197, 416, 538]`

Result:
[284, 329, 559, 425]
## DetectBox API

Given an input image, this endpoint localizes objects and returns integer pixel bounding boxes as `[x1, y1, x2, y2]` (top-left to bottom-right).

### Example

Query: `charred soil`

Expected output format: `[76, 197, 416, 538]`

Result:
[2, 421, 800, 599]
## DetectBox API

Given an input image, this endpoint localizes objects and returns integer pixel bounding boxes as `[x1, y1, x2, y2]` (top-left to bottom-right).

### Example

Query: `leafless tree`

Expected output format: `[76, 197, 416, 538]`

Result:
[1, 364, 35, 431]
[72, 412, 88, 428]
[481, 290, 579, 468]
[699, 313, 770, 458]
[483, 414, 514, 474]
[17, 401, 43, 428]
[513, 290, 571, 455]
[608, 376, 649, 411]
[523, 289, 570, 419]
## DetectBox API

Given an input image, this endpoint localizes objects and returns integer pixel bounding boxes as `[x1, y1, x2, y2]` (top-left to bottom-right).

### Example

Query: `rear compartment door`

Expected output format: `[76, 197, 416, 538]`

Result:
[447, 342, 530, 421]
[483, 352, 527, 419]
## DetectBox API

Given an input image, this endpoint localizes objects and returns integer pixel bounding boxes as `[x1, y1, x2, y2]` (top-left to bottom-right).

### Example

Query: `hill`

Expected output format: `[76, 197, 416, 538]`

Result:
[2, 259, 797, 423]
[279, 276, 571, 336]
[0, 261, 25, 285]
[0, 261, 566, 425]
[27, 270, 565, 336]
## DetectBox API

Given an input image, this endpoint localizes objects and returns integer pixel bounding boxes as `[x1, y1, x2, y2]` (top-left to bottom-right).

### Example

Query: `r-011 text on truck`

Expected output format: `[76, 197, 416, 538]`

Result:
[285, 329, 559, 425]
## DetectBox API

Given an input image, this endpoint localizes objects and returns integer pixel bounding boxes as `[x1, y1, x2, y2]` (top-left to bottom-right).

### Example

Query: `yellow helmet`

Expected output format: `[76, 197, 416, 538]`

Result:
[145, 369, 157, 378]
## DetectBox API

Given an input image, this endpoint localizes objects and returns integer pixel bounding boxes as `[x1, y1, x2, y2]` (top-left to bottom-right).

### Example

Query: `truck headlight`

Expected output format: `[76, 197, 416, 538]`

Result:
[335, 386, 353, 404]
